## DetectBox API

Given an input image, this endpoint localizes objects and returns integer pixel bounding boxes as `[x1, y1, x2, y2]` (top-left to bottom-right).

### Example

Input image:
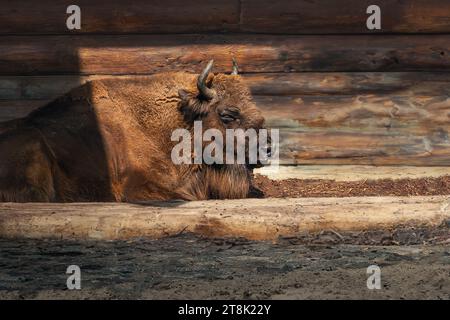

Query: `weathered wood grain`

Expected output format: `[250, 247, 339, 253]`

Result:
[245, 72, 450, 96]
[0, 196, 449, 240]
[0, 101, 45, 122]
[1, 72, 450, 100]
[0, 35, 449, 75]
[241, 0, 450, 34]
[0, 0, 240, 34]
[1, 0, 449, 34]
[253, 84, 449, 165]
[278, 129, 450, 165]
[255, 95, 450, 131]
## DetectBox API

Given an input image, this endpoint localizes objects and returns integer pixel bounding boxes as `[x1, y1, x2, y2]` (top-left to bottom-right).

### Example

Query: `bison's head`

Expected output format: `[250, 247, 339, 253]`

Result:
[178, 60, 271, 169]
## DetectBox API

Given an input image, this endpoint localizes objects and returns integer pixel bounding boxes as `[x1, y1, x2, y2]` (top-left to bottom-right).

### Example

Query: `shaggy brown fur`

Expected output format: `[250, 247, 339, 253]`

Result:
[0, 71, 267, 202]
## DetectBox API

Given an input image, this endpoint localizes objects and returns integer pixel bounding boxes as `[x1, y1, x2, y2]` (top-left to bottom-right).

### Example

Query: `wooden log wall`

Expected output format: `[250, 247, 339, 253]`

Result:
[0, 0, 449, 166]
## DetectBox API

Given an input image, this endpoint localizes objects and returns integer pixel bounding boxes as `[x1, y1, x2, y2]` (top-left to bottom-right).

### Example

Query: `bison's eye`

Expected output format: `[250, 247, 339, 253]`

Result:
[219, 108, 240, 124]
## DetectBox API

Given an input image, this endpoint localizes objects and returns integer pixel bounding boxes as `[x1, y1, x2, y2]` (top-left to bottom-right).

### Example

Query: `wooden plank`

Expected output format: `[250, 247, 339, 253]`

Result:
[258, 83, 449, 165]
[0, 196, 449, 240]
[0, 101, 47, 122]
[1, 72, 450, 100]
[0, 0, 240, 34]
[1, 0, 449, 34]
[241, 0, 450, 34]
[245, 72, 450, 96]
[0, 77, 87, 100]
[0, 35, 449, 75]
[278, 129, 450, 165]
[255, 165, 450, 181]
[255, 95, 450, 132]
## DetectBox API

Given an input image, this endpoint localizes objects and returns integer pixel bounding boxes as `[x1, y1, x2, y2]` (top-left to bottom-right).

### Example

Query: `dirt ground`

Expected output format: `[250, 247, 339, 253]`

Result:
[251, 175, 450, 198]
[0, 228, 449, 300]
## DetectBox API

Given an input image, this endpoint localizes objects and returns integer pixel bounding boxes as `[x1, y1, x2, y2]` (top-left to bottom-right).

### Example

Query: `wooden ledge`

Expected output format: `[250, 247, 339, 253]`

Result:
[0, 196, 449, 240]
[255, 166, 450, 181]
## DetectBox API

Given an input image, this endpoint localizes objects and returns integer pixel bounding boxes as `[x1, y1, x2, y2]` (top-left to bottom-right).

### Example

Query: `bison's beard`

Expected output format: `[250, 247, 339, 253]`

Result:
[179, 164, 251, 200]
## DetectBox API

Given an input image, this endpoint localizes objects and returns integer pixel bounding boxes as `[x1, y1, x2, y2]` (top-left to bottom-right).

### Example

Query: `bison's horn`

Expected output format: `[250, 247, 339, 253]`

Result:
[231, 58, 239, 75]
[197, 59, 216, 100]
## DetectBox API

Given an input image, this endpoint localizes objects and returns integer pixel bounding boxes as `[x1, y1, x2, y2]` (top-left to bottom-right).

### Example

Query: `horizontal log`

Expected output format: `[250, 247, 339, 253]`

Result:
[1, 1, 449, 34]
[252, 79, 450, 165]
[0, 101, 45, 122]
[278, 129, 450, 165]
[0, 35, 449, 75]
[0, 196, 449, 240]
[1, 72, 450, 100]
[0, 0, 240, 34]
[255, 95, 450, 131]
[245, 72, 450, 96]
[255, 165, 450, 181]
[241, 0, 450, 34]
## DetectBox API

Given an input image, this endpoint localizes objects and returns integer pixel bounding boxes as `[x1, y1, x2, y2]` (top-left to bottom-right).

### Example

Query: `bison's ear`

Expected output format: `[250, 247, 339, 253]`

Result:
[178, 88, 192, 104]
[178, 88, 212, 121]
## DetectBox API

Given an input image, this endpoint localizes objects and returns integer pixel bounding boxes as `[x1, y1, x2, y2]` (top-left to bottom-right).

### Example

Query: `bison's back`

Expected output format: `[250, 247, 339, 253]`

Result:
[0, 73, 195, 202]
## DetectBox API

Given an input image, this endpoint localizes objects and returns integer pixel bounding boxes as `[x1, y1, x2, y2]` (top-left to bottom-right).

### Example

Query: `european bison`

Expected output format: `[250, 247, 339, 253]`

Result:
[0, 61, 269, 202]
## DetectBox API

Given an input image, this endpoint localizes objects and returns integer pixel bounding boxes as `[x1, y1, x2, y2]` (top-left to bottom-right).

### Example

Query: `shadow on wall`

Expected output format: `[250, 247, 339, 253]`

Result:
[0, 44, 115, 202]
